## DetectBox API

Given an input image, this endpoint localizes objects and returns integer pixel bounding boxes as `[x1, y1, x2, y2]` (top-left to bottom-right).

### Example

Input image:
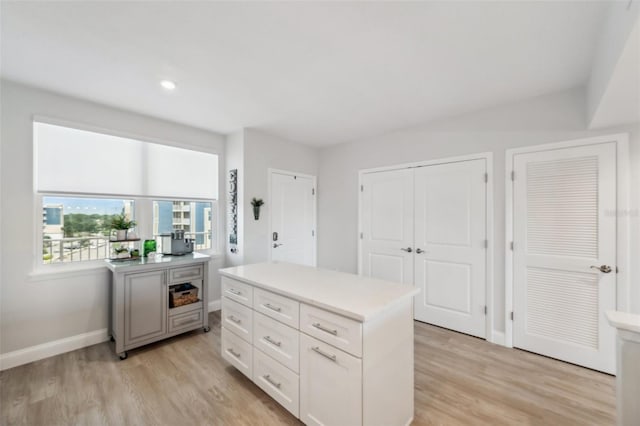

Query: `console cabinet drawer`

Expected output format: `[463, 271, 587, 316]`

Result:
[169, 264, 204, 284]
[254, 288, 299, 329]
[222, 297, 253, 343]
[221, 327, 252, 379]
[222, 277, 253, 307]
[300, 304, 363, 357]
[254, 347, 300, 418]
[168, 309, 203, 333]
[254, 312, 300, 373]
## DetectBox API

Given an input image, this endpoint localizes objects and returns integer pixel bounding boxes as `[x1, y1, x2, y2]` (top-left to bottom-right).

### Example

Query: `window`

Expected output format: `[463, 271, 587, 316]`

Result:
[34, 121, 220, 268]
[42, 196, 134, 264]
[153, 201, 214, 250]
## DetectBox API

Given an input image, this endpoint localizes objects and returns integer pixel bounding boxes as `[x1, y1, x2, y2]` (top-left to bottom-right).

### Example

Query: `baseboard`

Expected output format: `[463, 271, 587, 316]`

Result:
[208, 299, 221, 312]
[0, 328, 109, 371]
[491, 331, 506, 346]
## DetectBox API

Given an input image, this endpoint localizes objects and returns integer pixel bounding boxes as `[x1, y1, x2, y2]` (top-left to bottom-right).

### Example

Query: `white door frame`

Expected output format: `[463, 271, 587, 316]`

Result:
[504, 134, 630, 348]
[267, 168, 318, 266]
[358, 152, 495, 343]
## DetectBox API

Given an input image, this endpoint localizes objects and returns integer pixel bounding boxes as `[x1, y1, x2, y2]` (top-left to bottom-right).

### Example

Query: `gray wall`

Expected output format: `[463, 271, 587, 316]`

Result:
[0, 80, 226, 354]
[316, 88, 640, 334]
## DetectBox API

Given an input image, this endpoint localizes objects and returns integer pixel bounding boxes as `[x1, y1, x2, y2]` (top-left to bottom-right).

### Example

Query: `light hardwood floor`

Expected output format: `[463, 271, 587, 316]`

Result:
[1, 312, 615, 425]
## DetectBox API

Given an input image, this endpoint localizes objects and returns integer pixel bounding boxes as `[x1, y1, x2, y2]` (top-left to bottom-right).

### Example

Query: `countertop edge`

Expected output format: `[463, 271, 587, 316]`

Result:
[105, 253, 211, 273]
[219, 268, 419, 322]
[606, 310, 640, 334]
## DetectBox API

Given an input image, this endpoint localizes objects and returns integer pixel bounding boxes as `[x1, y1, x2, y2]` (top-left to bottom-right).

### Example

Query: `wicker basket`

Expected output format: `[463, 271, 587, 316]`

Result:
[169, 283, 199, 308]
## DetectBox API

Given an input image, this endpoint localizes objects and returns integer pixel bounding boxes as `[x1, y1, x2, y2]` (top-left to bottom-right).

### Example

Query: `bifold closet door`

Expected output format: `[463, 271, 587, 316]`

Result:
[512, 142, 617, 373]
[361, 169, 414, 285]
[413, 160, 487, 338]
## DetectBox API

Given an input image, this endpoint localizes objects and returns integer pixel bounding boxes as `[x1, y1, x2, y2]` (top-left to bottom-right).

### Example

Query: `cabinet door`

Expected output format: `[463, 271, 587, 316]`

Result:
[300, 334, 362, 426]
[124, 269, 167, 346]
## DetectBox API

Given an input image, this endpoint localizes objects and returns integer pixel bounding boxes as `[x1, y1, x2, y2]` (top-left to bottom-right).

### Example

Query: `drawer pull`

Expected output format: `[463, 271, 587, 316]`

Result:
[264, 335, 282, 347]
[228, 348, 241, 358]
[312, 322, 338, 336]
[228, 288, 242, 296]
[228, 315, 242, 324]
[263, 374, 282, 389]
[264, 303, 282, 313]
[312, 346, 337, 362]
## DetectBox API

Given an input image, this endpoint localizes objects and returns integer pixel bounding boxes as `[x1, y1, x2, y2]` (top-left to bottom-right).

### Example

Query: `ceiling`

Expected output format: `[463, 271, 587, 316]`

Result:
[1, 1, 612, 146]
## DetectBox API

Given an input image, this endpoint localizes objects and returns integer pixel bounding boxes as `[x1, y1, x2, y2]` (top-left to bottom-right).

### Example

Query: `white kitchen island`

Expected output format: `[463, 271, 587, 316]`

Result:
[219, 262, 419, 426]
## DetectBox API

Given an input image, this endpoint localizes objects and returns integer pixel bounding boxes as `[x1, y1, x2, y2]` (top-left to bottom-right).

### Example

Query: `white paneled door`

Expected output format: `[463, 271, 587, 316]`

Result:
[270, 171, 316, 266]
[361, 169, 414, 285]
[513, 142, 617, 373]
[414, 160, 487, 338]
[361, 159, 488, 338]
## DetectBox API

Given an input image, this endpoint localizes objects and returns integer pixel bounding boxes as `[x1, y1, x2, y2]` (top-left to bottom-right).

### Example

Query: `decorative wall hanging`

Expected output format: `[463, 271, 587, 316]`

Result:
[229, 169, 238, 252]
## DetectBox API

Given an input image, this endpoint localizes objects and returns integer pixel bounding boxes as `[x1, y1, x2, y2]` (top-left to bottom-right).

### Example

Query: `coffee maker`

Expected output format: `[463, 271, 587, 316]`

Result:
[159, 229, 194, 255]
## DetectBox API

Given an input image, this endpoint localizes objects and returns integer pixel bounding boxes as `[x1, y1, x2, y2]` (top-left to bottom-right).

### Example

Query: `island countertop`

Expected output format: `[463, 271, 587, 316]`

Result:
[105, 252, 210, 273]
[219, 262, 419, 321]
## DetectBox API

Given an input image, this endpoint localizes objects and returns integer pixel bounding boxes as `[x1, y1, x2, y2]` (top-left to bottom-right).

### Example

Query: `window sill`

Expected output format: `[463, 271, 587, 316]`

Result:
[29, 262, 110, 282]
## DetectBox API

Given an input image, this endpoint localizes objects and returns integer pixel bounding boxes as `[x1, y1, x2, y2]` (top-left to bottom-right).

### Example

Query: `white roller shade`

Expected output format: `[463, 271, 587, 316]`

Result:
[34, 122, 218, 199]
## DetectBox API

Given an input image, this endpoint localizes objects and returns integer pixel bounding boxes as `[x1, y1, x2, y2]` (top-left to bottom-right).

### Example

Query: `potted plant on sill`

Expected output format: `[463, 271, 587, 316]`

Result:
[110, 212, 137, 241]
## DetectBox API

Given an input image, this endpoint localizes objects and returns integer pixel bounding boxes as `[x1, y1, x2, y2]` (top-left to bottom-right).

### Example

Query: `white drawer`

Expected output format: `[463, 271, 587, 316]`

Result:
[253, 347, 299, 418]
[222, 277, 253, 308]
[253, 312, 300, 373]
[300, 304, 363, 357]
[221, 327, 252, 379]
[168, 309, 203, 333]
[222, 297, 253, 344]
[254, 288, 299, 329]
[169, 264, 204, 284]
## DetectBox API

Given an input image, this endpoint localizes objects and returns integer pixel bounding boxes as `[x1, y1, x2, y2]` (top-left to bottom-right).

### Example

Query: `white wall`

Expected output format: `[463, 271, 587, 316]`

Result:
[224, 129, 320, 265]
[317, 88, 640, 334]
[587, 1, 639, 123]
[0, 80, 226, 356]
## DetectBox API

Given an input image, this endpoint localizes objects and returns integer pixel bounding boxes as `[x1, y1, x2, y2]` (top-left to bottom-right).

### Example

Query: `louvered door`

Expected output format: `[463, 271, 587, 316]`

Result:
[513, 142, 616, 373]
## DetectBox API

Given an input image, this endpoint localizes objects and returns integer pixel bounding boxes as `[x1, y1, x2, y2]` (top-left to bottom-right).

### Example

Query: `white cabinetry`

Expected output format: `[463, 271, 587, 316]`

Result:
[299, 333, 362, 426]
[220, 263, 418, 426]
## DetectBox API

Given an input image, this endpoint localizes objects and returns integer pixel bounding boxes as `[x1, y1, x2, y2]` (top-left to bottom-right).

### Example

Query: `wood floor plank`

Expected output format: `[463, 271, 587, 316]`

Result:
[0, 312, 615, 425]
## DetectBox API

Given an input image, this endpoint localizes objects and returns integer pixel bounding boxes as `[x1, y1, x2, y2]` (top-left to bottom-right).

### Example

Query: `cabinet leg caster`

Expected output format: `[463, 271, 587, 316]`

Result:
[110, 335, 115, 342]
[203, 326, 211, 333]
[119, 352, 128, 360]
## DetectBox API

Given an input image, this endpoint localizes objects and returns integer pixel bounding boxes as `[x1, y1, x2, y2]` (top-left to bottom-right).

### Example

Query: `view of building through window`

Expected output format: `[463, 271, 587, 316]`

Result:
[153, 201, 212, 250]
[42, 197, 134, 264]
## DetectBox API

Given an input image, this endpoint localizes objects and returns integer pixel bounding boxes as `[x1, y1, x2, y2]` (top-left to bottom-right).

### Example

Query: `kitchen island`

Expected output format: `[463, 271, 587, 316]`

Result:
[219, 262, 419, 426]
[106, 253, 210, 359]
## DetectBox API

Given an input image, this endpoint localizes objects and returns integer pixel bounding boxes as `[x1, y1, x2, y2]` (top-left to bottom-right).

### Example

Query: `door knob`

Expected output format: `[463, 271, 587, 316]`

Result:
[416, 248, 424, 254]
[400, 247, 412, 253]
[590, 265, 612, 273]
[273, 243, 283, 248]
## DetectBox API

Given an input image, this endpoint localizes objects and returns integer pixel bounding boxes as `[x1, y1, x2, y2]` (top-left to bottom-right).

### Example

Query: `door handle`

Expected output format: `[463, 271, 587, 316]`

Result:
[590, 265, 612, 274]
[416, 248, 424, 254]
[400, 247, 412, 253]
[273, 243, 283, 248]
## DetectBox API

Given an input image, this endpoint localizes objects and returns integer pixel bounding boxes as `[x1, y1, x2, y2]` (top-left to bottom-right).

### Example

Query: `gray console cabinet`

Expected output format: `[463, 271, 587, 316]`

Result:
[106, 253, 210, 359]
[124, 269, 167, 346]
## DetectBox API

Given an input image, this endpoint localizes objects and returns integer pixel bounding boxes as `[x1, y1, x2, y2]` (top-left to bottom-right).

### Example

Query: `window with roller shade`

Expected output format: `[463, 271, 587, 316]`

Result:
[34, 121, 219, 265]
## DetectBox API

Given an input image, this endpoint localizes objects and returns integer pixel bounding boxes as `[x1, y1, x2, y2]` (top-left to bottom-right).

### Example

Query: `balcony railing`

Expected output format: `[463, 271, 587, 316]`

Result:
[42, 236, 114, 264]
[43, 232, 213, 264]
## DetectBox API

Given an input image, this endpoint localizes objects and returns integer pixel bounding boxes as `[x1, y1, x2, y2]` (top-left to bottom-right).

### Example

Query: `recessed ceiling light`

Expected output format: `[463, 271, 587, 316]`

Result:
[160, 80, 176, 90]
